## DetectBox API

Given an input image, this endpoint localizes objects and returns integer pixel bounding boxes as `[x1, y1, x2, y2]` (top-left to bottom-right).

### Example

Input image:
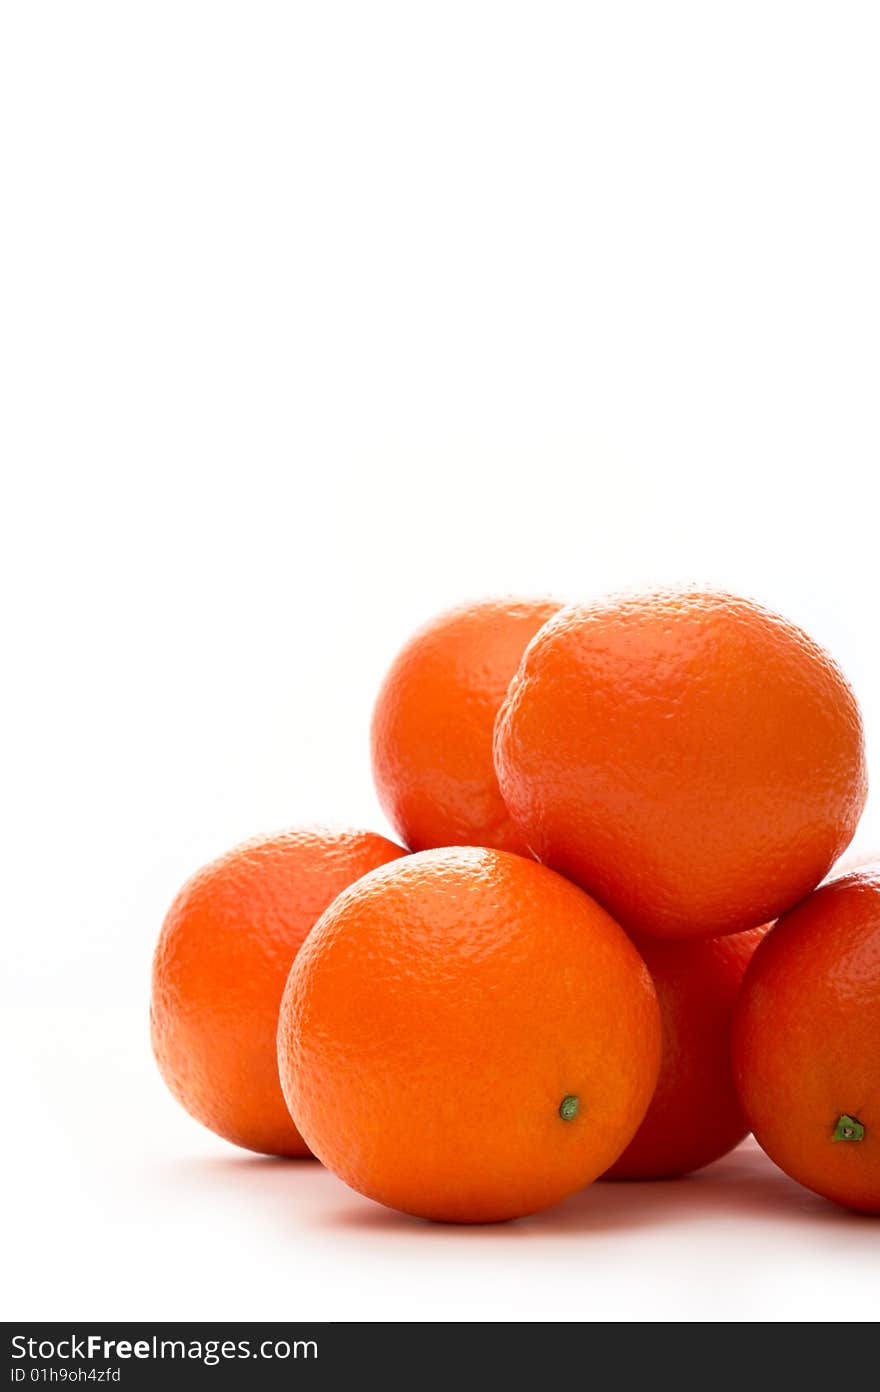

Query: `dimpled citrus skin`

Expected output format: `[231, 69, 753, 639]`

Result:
[495, 589, 867, 939]
[605, 924, 768, 1179]
[151, 827, 407, 1156]
[371, 598, 558, 854]
[732, 868, 880, 1214]
[278, 846, 662, 1223]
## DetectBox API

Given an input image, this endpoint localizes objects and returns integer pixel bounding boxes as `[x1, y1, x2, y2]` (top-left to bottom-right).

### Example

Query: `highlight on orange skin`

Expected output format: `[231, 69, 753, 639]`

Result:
[278, 846, 662, 1222]
[495, 588, 866, 939]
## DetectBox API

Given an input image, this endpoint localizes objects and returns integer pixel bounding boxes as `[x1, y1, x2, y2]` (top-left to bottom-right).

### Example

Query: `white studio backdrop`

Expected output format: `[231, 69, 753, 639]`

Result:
[2, 3, 879, 1322]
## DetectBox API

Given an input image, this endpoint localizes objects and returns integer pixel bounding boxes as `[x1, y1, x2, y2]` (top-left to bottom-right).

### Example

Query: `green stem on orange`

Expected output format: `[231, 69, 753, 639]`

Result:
[832, 1114, 865, 1143]
[559, 1094, 580, 1122]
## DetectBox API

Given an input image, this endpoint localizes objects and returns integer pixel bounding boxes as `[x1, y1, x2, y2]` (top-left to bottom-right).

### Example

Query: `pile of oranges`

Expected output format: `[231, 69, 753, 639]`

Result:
[151, 588, 879, 1222]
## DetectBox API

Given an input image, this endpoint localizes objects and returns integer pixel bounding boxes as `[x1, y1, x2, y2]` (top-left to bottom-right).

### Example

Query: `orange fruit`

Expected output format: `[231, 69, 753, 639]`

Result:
[605, 924, 768, 1179]
[495, 589, 866, 938]
[277, 846, 661, 1222]
[151, 827, 407, 1156]
[371, 597, 558, 854]
[732, 867, 880, 1213]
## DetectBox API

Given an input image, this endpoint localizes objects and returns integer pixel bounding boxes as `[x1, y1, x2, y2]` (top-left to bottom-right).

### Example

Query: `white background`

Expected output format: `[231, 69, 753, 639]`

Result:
[2, 2, 879, 1324]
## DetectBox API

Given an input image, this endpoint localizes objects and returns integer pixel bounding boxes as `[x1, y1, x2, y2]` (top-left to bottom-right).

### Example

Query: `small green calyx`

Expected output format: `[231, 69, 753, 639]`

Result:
[559, 1094, 580, 1122]
[832, 1114, 865, 1143]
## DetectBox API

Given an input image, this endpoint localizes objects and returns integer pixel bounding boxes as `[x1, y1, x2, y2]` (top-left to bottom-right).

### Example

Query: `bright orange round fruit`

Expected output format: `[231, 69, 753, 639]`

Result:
[371, 597, 558, 854]
[495, 589, 866, 938]
[151, 827, 407, 1156]
[277, 846, 662, 1222]
[732, 867, 880, 1214]
[605, 924, 768, 1179]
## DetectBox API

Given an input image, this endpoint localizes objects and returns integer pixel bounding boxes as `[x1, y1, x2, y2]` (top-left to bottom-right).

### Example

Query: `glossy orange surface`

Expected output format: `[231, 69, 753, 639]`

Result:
[606, 924, 767, 1179]
[371, 597, 558, 853]
[278, 846, 662, 1222]
[151, 827, 407, 1156]
[732, 867, 880, 1213]
[495, 589, 866, 938]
